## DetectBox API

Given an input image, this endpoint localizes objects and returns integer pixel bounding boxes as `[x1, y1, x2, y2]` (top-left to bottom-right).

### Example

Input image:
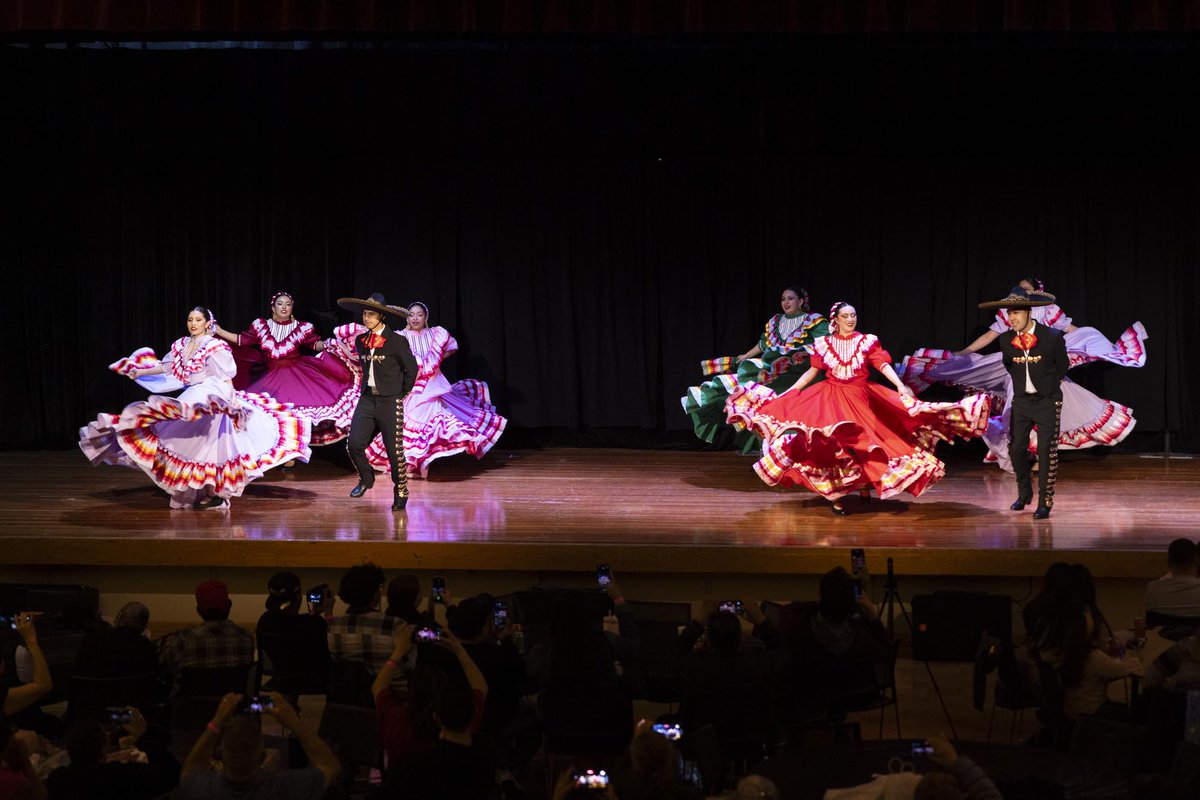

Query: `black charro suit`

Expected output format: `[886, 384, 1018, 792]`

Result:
[998, 321, 1070, 509]
[347, 326, 419, 499]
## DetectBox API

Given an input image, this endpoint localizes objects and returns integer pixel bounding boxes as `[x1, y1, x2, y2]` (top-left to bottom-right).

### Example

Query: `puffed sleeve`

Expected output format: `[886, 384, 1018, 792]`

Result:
[299, 321, 322, 348]
[989, 311, 1009, 334]
[866, 341, 893, 370]
[209, 343, 238, 380]
[809, 352, 825, 370]
[1040, 304, 1072, 331]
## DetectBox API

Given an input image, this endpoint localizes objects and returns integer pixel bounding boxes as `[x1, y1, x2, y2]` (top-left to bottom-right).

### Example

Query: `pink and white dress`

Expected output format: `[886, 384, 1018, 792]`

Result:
[230, 318, 360, 446]
[79, 336, 312, 508]
[900, 304, 1147, 471]
[364, 326, 506, 477]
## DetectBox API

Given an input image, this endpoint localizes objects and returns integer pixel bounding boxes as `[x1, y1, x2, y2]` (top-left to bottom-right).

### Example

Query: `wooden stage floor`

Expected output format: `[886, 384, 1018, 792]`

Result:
[2, 450, 1195, 577]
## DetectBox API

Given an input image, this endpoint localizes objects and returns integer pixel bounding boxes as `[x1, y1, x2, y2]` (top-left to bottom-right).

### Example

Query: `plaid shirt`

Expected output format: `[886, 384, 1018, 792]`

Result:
[327, 611, 399, 674]
[160, 620, 255, 676]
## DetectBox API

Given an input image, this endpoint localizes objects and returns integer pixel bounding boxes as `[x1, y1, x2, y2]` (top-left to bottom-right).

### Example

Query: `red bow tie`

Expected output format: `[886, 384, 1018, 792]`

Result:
[365, 332, 386, 349]
[1012, 332, 1038, 351]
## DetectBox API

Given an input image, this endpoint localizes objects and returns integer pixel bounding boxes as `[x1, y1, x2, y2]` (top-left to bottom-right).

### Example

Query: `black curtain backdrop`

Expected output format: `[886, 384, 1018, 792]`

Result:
[2, 37, 1196, 449]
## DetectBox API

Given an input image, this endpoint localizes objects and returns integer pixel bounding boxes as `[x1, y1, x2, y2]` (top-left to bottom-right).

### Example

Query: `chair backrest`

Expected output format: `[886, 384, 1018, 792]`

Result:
[176, 664, 254, 698]
[318, 702, 383, 769]
[66, 671, 160, 721]
[681, 683, 770, 761]
[1145, 611, 1200, 633]
[1069, 714, 1150, 773]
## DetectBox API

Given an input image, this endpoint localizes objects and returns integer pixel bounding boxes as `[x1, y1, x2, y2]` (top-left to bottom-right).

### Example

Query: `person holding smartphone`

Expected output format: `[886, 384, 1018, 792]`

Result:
[254, 572, 331, 696]
[913, 735, 1003, 800]
[1, 612, 53, 718]
[46, 707, 181, 800]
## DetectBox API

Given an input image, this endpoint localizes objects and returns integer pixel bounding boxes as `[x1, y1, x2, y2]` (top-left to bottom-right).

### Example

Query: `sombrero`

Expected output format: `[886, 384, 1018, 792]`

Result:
[336, 293, 409, 320]
[978, 286, 1057, 311]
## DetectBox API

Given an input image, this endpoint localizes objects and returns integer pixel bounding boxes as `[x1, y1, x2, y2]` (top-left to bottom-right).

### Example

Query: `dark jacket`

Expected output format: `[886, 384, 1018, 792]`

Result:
[998, 322, 1069, 400]
[355, 329, 418, 397]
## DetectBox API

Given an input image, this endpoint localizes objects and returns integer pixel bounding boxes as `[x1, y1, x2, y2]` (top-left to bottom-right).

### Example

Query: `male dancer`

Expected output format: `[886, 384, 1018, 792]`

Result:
[338, 294, 418, 511]
[979, 286, 1070, 519]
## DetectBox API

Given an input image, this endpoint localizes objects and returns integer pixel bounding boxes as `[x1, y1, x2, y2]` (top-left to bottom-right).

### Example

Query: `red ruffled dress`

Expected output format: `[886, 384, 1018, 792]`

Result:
[725, 332, 990, 501]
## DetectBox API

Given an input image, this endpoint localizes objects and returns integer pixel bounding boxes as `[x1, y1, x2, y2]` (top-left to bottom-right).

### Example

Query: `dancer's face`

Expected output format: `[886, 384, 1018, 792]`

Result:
[271, 295, 294, 322]
[834, 306, 857, 335]
[407, 305, 427, 331]
[187, 311, 209, 336]
[362, 310, 383, 330]
[1018, 279, 1035, 293]
[1007, 309, 1031, 331]
[780, 290, 802, 315]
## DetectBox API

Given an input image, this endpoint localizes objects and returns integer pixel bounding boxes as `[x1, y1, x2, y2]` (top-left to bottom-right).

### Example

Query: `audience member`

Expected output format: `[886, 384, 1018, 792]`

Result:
[913, 735, 1002, 800]
[255, 571, 330, 692]
[526, 571, 638, 692]
[1022, 562, 1071, 635]
[2, 614, 52, 717]
[721, 774, 779, 799]
[14, 602, 105, 690]
[178, 691, 339, 799]
[328, 563, 400, 674]
[159, 581, 255, 690]
[612, 725, 703, 800]
[384, 575, 432, 626]
[46, 709, 180, 800]
[372, 680, 494, 799]
[1145, 538, 1200, 619]
[1142, 633, 1200, 690]
[0, 713, 44, 800]
[1029, 565, 1138, 720]
[781, 568, 890, 719]
[678, 596, 784, 697]
[70, 602, 159, 679]
[372, 622, 488, 768]
[447, 596, 524, 735]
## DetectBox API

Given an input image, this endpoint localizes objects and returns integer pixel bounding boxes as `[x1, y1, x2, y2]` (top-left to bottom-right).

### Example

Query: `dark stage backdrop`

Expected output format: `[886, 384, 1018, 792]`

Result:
[2, 37, 1196, 449]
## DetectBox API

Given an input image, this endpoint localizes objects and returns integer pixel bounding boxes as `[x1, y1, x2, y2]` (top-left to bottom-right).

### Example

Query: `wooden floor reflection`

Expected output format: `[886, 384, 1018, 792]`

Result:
[3, 449, 1194, 576]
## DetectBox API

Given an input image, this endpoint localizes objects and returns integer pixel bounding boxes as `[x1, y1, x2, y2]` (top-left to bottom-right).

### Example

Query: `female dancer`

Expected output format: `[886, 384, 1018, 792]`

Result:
[365, 302, 506, 477]
[212, 292, 360, 446]
[900, 278, 1146, 470]
[79, 307, 311, 509]
[682, 287, 828, 452]
[726, 302, 990, 514]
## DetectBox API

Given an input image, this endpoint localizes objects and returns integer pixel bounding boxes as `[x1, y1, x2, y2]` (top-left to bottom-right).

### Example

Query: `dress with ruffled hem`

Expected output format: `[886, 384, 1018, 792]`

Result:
[898, 308, 1145, 470]
[726, 333, 990, 501]
[79, 339, 312, 508]
[682, 312, 828, 453]
[364, 326, 506, 478]
[230, 318, 360, 446]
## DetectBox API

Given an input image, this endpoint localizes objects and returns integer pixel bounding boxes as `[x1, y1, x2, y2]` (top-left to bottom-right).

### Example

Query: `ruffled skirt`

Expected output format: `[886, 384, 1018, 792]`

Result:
[239, 351, 359, 447]
[366, 375, 506, 478]
[725, 378, 990, 500]
[79, 384, 311, 508]
[681, 351, 811, 453]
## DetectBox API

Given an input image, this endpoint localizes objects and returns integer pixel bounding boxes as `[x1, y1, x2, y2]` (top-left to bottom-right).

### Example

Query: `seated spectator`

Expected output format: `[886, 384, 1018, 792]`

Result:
[71, 602, 159, 679]
[255, 571, 330, 690]
[14, 601, 104, 699]
[612, 725, 703, 800]
[372, 623, 488, 768]
[781, 568, 889, 718]
[2, 614, 52, 718]
[1145, 538, 1200, 619]
[1022, 561, 1071, 635]
[46, 708, 180, 800]
[385, 575, 433, 626]
[913, 735, 1002, 800]
[159, 581, 255, 691]
[178, 691, 339, 800]
[372, 680, 494, 799]
[722, 775, 779, 799]
[526, 571, 638, 692]
[1029, 566, 1138, 720]
[0, 712, 44, 800]
[447, 596, 524, 735]
[328, 563, 400, 674]
[678, 597, 784, 697]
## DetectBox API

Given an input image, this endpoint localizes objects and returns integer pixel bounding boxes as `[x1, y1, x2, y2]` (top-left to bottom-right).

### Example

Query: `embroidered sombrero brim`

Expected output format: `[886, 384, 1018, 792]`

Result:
[337, 296, 409, 319]
[978, 290, 1056, 310]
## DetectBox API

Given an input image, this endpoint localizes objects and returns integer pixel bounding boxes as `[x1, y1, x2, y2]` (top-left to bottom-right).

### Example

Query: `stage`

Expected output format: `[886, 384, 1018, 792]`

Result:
[2, 449, 1193, 578]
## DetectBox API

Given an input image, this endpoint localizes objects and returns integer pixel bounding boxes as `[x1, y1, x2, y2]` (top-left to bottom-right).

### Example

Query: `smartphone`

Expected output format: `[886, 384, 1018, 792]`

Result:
[492, 601, 508, 631]
[851, 580, 863, 600]
[107, 707, 134, 723]
[596, 564, 612, 588]
[718, 600, 744, 615]
[243, 695, 275, 714]
[910, 739, 934, 757]
[307, 589, 324, 604]
[412, 626, 442, 643]
[0, 614, 15, 630]
[850, 547, 867, 575]
[652, 722, 683, 741]
[432, 576, 446, 604]
[573, 769, 609, 788]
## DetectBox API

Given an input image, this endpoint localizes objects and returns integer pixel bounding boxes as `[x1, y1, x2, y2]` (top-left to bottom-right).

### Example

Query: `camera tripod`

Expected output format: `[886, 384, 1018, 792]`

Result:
[877, 557, 958, 739]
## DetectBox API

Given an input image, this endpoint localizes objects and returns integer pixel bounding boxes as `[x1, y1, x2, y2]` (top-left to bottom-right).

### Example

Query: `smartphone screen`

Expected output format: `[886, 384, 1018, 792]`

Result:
[718, 600, 744, 615]
[108, 707, 133, 723]
[244, 696, 274, 713]
[652, 723, 683, 741]
[851, 580, 863, 600]
[432, 576, 446, 603]
[307, 590, 323, 604]
[596, 564, 611, 588]
[911, 739, 934, 757]
[413, 627, 441, 642]
[850, 548, 866, 575]
[493, 601, 508, 630]
[573, 769, 609, 788]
